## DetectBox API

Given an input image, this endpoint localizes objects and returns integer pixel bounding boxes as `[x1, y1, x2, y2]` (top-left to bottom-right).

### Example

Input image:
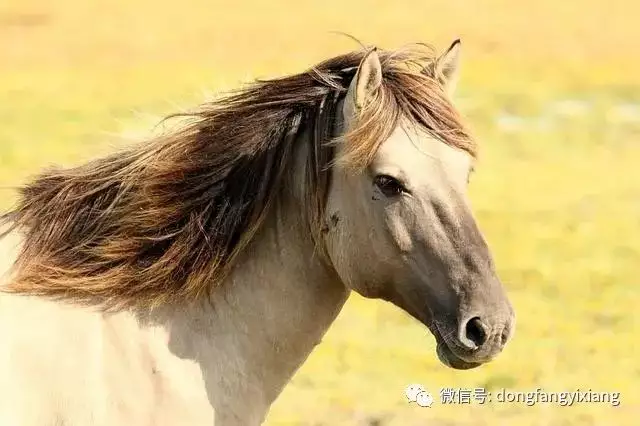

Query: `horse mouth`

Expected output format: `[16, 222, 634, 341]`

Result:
[430, 323, 483, 370]
[435, 339, 482, 370]
[382, 291, 487, 370]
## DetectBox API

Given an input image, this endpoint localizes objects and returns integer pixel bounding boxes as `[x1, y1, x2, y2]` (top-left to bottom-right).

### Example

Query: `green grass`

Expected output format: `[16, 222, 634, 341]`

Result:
[1, 0, 639, 424]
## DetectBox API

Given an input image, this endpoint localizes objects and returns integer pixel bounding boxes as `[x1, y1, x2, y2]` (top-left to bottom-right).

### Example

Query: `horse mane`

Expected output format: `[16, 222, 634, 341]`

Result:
[0, 44, 475, 311]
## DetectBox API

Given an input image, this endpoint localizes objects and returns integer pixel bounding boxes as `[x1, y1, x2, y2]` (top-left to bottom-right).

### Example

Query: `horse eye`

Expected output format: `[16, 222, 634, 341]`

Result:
[374, 175, 406, 197]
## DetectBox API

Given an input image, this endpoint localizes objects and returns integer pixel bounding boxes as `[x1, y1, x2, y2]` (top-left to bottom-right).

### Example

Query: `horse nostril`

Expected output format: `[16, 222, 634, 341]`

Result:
[464, 317, 488, 348]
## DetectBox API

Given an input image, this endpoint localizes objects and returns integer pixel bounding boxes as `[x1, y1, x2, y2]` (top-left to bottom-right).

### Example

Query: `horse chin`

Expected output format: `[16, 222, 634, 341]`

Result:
[436, 341, 482, 370]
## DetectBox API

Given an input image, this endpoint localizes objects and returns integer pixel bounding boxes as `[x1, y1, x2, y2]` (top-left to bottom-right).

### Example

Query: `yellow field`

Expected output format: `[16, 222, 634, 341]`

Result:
[1, 0, 638, 424]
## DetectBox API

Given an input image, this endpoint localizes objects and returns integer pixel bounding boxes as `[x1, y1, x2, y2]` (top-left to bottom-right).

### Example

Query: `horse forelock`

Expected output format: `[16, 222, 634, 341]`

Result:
[0, 43, 475, 311]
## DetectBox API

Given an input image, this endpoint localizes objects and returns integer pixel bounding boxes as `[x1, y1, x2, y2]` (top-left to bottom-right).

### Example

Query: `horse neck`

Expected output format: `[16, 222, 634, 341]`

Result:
[159, 133, 349, 422]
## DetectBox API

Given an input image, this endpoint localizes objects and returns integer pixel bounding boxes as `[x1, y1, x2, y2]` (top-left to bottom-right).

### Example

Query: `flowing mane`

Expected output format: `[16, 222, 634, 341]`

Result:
[0, 44, 475, 311]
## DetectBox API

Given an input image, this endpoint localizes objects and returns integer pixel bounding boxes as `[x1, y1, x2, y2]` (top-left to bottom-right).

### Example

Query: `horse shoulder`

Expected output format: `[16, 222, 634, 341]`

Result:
[0, 290, 216, 426]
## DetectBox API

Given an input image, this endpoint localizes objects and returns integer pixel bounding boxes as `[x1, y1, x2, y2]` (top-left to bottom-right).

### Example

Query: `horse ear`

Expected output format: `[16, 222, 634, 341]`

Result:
[346, 48, 383, 114]
[433, 39, 461, 96]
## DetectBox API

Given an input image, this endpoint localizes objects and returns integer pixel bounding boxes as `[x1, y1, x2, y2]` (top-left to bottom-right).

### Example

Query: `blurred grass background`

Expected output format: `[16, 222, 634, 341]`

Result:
[1, 0, 639, 424]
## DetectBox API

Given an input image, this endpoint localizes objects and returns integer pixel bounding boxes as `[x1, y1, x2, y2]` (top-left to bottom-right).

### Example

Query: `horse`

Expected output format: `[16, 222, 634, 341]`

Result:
[0, 40, 515, 425]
